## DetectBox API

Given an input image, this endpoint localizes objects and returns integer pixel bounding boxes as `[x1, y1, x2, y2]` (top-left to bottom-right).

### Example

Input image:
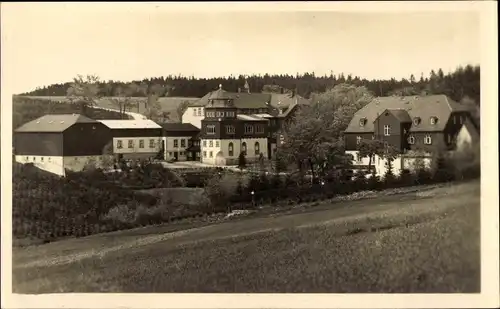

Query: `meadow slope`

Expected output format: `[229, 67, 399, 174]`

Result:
[12, 181, 480, 293]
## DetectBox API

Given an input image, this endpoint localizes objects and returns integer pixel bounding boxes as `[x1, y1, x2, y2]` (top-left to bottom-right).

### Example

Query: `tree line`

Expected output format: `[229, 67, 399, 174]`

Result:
[21, 65, 480, 104]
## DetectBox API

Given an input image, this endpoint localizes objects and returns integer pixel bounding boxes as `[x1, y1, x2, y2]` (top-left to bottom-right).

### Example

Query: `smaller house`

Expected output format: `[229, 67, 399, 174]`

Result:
[98, 119, 163, 161]
[14, 114, 112, 176]
[161, 123, 201, 161]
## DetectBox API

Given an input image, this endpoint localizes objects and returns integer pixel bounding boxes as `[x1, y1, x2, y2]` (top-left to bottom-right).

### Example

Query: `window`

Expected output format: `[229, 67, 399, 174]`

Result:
[383, 125, 391, 136]
[453, 115, 457, 124]
[48, 157, 51, 162]
[256, 125, 265, 134]
[203, 140, 207, 147]
[356, 136, 362, 144]
[413, 117, 420, 126]
[193, 108, 197, 116]
[356, 153, 362, 162]
[198, 109, 202, 116]
[424, 135, 432, 145]
[206, 125, 216, 134]
[117, 140, 123, 149]
[209, 151, 213, 158]
[226, 125, 235, 134]
[25, 156, 28, 161]
[139, 140, 145, 148]
[407, 135, 415, 144]
[203, 151, 207, 158]
[169, 152, 173, 156]
[41, 157, 44, 162]
[372, 135, 375, 140]
[209, 140, 213, 147]
[242, 142, 247, 155]
[149, 139, 155, 148]
[180, 151, 184, 156]
[430, 117, 438, 125]
[174, 139, 178, 147]
[228, 142, 234, 156]
[128, 140, 134, 148]
[255, 142, 260, 155]
[359, 118, 366, 127]
[181, 139, 186, 147]
[244, 124, 254, 134]
[215, 141, 219, 147]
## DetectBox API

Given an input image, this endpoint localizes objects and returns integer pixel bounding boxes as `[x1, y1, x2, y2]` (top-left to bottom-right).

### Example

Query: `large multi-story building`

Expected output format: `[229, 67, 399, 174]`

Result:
[182, 83, 308, 164]
[344, 94, 478, 176]
[14, 114, 112, 176]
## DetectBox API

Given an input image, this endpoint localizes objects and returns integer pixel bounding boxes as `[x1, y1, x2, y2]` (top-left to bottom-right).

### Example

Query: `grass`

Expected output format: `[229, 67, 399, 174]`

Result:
[12, 181, 480, 293]
[22, 96, 200, 122]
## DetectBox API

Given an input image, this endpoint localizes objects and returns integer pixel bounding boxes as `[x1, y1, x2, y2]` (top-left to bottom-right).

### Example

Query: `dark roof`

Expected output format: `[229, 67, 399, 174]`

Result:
[345, 95, 473, 133]
[161, 123, 200, 132]
[15, 114, 97, 133]
[376, 109, 412, 123]
[190, 88, 311, 111]
[208, 87, 233, 100]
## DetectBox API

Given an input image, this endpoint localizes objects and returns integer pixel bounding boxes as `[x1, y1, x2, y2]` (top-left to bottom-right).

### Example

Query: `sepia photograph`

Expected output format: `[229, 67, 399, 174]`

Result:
[1, 1, 498, 308]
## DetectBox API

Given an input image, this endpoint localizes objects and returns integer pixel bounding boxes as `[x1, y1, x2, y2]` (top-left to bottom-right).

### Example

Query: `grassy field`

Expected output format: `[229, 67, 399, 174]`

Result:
[12, 181, 480, 293]
[22, 96, 199, 122]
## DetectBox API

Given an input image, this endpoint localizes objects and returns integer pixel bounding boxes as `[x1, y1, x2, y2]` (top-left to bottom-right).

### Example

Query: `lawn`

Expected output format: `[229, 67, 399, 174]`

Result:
[22, 96, 200, 122]
[12, 181, 480, 293]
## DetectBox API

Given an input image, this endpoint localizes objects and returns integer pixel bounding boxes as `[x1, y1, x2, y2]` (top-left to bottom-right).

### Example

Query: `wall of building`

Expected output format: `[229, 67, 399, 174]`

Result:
[14, 132, 64, 156]
[14, 155, 110, 176]
[346, 150, 405, 177]
[200, 137, 268, 166]
[182, 107, 205, 129]
[163, 135, 196, 161]
[15, 155, 65, 176]
[112, 136, 162, 158]
[63, 122, 112, 156]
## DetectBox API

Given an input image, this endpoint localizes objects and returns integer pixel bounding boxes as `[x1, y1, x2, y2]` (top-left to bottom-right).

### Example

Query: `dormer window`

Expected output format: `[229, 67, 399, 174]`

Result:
[413, 117, 421, 126]
[430, 117, 438, 125]
[359, 118, 367, 127]
[407, 135, 415, 144]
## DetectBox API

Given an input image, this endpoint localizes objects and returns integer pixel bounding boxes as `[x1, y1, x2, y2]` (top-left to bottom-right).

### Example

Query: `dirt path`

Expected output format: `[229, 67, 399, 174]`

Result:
[13, 182, 475, 270]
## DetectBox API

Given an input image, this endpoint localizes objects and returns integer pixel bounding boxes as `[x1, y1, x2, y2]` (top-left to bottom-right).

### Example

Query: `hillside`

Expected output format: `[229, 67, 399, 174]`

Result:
[19, 96, 199, 122]
[12, 181, 480, 293]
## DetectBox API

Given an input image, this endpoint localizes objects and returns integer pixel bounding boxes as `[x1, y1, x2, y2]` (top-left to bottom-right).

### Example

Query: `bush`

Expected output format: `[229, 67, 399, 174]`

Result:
[204, 172, 241, 212]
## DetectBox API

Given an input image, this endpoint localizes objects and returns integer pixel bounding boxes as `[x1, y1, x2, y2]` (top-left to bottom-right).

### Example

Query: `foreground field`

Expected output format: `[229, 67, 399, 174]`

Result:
[12, 181, 480, 293]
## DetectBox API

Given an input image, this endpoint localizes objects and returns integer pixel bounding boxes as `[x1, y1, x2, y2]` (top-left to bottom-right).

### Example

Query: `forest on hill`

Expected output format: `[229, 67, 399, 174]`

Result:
[21, 65, 480, 105]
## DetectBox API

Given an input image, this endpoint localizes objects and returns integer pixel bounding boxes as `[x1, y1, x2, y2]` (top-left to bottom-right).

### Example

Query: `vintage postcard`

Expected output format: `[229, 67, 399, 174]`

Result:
[1, 1, 498, 308]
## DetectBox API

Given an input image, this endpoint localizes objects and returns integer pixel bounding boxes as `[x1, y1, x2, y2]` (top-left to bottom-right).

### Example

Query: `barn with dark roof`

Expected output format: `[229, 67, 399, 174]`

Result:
[14, 114, 112, 176]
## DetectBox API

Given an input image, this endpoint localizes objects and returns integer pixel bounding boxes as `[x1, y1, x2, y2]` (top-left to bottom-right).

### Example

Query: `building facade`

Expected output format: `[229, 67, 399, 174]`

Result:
[14, 114, 112, 176]
[199, 86, 270, 166]
[344, 95, 476, 176]
[98, 120, 163, 160]
[161, 123, 201, 161]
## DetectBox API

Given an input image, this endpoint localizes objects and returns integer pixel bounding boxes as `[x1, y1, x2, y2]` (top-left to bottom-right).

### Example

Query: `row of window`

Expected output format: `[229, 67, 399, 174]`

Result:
[205, 124, 265, 135]
[355, 134, 434, 145]
[360, 115, 466, 127]
[192, 108, 203, 117]
[117, 139, 157, 149]
[202, 140, 220, 148]
[201, 141, 261, 158]
[205, 111, 236, 118]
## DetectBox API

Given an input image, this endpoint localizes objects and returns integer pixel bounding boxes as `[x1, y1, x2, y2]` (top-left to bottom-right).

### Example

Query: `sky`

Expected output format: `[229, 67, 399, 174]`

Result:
[2, 2, 482, 94]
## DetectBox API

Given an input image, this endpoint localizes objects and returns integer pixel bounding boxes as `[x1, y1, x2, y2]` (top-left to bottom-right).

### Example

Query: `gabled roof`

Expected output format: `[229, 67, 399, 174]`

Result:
[345, 94, 472, 133]
[15, 114, 97, 133]
[374, 109, 412, 123]
[99, 119, 162, 129]
[208, 86, 232, 100]
[161, 123, 200, 132]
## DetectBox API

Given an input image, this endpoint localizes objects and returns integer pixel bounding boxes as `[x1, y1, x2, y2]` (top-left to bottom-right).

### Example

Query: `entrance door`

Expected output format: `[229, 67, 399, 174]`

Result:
[174, 151, 179, 161]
